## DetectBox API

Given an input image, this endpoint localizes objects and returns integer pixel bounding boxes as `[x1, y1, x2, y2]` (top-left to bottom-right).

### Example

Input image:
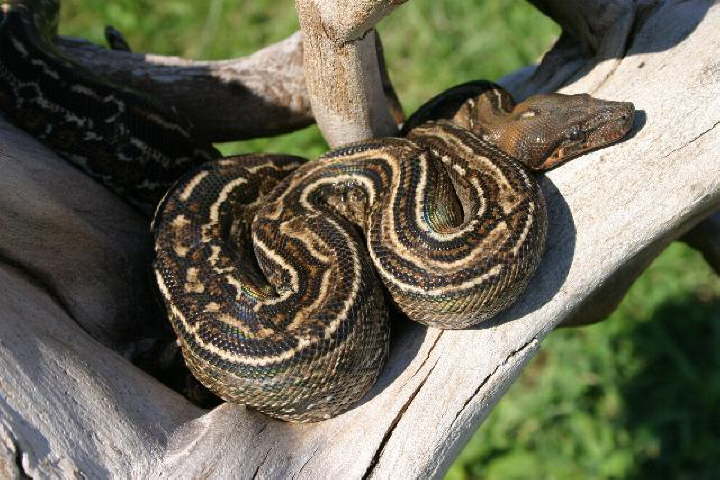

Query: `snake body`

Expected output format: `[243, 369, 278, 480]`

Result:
[153, 120, 546, 420]
[0, 0, 635, 422]
[0, 0, 219, 211]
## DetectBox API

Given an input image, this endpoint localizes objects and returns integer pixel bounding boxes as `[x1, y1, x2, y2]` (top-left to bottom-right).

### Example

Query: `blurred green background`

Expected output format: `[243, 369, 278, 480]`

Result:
[60, 1, 720, 478]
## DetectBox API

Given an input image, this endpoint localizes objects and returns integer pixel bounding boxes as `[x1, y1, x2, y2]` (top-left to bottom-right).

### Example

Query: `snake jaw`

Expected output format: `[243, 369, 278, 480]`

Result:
[500, 95, 636, 171]
[587, 101, 635, 146]
[540, 100, 635, 170]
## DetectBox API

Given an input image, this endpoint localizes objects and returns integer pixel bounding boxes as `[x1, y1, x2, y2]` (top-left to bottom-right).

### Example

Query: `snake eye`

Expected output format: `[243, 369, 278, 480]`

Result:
[567, 127, 585, 141]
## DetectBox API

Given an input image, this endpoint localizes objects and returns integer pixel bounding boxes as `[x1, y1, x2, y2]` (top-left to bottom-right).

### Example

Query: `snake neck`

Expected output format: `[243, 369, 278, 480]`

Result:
[447, 92, 515, 151]
[402, 80, 635, 171]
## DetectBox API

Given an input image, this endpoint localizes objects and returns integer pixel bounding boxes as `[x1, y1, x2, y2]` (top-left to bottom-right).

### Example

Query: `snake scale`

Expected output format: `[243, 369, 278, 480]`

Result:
[1, 0, 634, 422]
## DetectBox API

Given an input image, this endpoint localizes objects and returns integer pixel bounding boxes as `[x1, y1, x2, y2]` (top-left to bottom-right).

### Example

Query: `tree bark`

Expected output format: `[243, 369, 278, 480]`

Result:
[1, 0, 718, 478]
[293, 0, 404, 146]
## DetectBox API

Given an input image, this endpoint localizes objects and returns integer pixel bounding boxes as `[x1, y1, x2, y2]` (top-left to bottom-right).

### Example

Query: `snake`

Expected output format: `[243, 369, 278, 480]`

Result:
[0, 0, 219, 213]
[0, 0, 635, 422]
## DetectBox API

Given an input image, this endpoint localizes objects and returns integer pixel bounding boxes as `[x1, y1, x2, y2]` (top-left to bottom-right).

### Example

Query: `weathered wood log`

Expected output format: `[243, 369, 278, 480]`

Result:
[520, 0, 640, 98]
[1, 0, 718, 478]
[294, 0, 404, 145]
[55, 32, 312, 143]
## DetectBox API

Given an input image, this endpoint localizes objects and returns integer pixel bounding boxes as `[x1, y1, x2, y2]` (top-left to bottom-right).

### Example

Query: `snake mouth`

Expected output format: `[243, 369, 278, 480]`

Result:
[592, 101, 635, 145]
[542, 101, 635, 170]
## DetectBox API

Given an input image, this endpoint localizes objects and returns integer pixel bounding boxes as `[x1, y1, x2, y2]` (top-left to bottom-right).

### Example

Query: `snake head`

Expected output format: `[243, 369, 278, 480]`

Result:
[490, 93, 635, 171]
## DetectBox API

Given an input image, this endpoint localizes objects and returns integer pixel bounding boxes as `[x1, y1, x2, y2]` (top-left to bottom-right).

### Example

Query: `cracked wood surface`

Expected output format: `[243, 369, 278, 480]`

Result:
[1, 0, 719, 478]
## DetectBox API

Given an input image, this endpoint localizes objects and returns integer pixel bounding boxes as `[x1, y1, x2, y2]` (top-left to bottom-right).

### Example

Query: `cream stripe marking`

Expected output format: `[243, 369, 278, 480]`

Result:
[157, 216, 364, 365]
[287, 267, 333, 331]
[201, 176, 248, 242]
[412, 153, 485, 242]
[381, 151, 515, 272]
[29, 58, 59, 79]
[280, 218, 333, 264]
[299, 174, 378, 211]
[271, 160, 329, 205]
[10, 37, 28, 56]
[179, 170, 209, 201]
[184, 267, 204, 293]
[209, 245, 235, 274]
[492, 88, 505, 108]
[243, 160, 302, 174]
[368, 247, 504, 295]
[251, 234, 299, 306]
[511, 203, 537, 256]
[170, 214, 191, 257]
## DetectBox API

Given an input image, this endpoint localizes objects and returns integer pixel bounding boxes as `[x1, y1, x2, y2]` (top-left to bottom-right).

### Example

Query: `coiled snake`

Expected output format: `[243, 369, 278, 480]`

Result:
[0, 0, 634, 422]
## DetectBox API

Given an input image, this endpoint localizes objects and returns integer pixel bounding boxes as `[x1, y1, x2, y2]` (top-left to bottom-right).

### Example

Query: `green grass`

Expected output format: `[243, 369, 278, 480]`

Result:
[58, 1, 720, 477]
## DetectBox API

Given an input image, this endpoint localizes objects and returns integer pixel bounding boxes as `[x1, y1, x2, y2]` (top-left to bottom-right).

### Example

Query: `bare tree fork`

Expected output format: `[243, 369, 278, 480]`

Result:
[57, 28, 405, 145]
[293, 0, 406, 146]
[1, 1, 719, 478]
[56, 32, 313, 143]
